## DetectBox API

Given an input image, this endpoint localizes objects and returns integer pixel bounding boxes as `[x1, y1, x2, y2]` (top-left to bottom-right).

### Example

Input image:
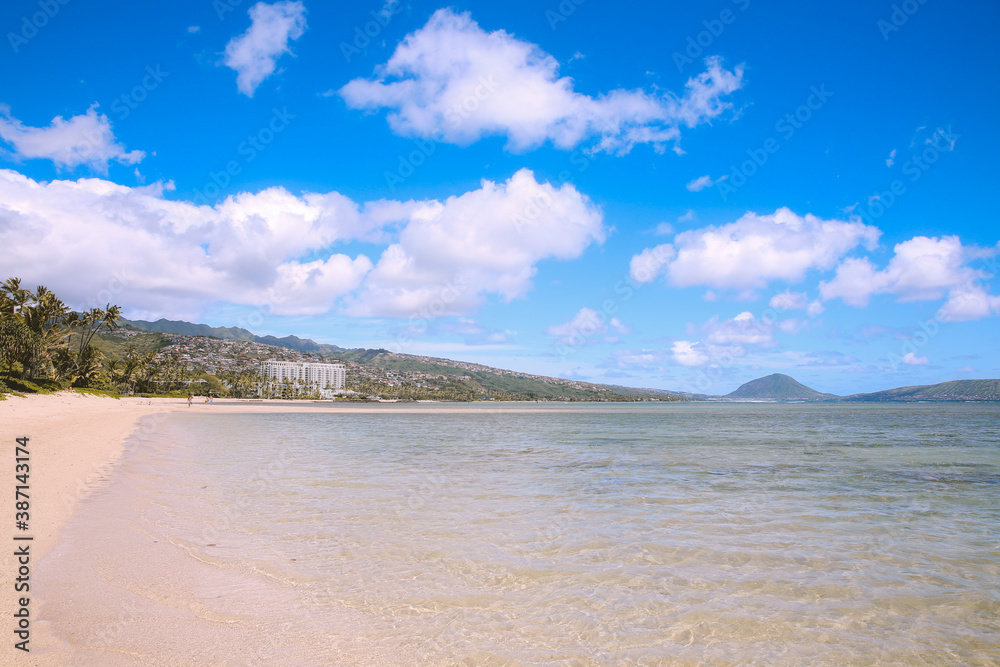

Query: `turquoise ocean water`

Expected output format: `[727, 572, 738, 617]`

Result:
[38, 403, 1000, 665]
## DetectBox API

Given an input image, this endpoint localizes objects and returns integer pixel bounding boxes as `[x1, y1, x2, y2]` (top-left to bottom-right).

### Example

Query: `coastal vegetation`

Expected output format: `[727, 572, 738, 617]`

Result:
[1, 277, 121, 392]
[0, 277, 227, 399]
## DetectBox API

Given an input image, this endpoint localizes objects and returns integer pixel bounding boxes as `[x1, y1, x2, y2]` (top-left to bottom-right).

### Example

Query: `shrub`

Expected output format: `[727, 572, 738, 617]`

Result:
[3, 378, 65, 394]
[73, 387, 121, 399]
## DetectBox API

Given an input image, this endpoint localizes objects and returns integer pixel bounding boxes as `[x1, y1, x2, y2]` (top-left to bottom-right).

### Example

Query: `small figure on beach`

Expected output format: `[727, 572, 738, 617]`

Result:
[187, 394, 193, 407]
[208, 394, 214, 405]
[204, 395, 210, 404]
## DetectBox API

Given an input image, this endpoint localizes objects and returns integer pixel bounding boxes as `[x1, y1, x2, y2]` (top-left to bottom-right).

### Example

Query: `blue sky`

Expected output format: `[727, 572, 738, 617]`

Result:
[1, 0, 997, 395]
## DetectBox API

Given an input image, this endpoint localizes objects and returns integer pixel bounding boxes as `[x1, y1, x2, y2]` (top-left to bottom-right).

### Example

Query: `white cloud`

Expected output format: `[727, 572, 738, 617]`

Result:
[769, 291, 809, 310]
[672, 341, 709, 367]
[224, 1, 307, 97]
[412, 317, 516, 346]
[820, 235, 1000, 321]
[630, 207, 880, 290]
[340, 9, 743, 155]
[609, 318, 630, 334]
[686, 174, 725, 192]
[886, 148, 896, 167]
[668, 311, 783, 369]
[769, 293, 823, 318]
[188, 25, 201, 33]
[901, 352, 929, 366]
[346, 169, 605, 317]
[546, 308, 630, 345]
[629, 244, 676, 284]
[608, 348, 666, 370]
[0, 104, 145, 172]
[776, 318, 805, 334]
[0, 167, 601, 321]
[936, 283, 1000, 322]
[376, 0, 401, 20]
[818, 257, 880, 307]
[0, 170, 373, 317]
[654, 221, 674, 236]
[547, 308, 604, 343]
[703, 311, 774, 347]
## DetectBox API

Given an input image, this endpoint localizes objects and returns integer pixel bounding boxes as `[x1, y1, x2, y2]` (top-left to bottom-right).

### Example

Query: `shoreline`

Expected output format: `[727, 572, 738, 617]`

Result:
[1, 395, 996, 663]
[0, 393, 594, 661]
[0, 392, 184, 661]
[0, 392, 576, 663]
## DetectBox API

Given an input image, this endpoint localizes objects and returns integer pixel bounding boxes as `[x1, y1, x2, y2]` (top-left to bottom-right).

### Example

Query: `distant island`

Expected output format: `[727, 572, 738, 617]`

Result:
[722, 373, 1000, 403]
[725, 374, 838, 401]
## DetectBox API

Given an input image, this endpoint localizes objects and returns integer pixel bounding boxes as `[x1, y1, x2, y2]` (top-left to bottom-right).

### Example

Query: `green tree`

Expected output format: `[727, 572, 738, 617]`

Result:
[0, 280, 72, 380]
[71, 305, 121, 372]
[0, 315, 35, 378]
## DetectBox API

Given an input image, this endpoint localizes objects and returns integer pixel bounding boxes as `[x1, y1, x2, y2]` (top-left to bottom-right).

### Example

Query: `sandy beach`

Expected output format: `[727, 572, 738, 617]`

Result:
[0, 392, 544, 663]
[0, 393, 335, 663]
[0, 393, 181, 662]
[0, 392, 522, 566]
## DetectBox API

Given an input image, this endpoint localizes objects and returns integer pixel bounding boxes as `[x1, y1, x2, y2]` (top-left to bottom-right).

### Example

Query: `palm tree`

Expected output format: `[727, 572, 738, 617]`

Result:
[129, 350, 155, 394]
[0, 283, 72, 379]
[24, 286, 72, 379]
[0, 316, 35, 378]
[1, 277, 30, 314]
[76, 345, 106, 385]
[1, 277, 126, 384]
[109, 347, 151, 394]
[72, 305, 121, 367]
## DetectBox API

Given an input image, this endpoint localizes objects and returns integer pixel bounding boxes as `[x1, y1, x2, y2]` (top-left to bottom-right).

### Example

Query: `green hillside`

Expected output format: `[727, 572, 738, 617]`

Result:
[115, 319, 1000, 403]
[119, 320, 676, 401]
[123, 318, 257, 341]
[725, 373, 835, 400]
[339, 348, 675, 401]
[844, 379, 1000, 402]
[72, 330, 170, 360]
[124, 318, 350, 355]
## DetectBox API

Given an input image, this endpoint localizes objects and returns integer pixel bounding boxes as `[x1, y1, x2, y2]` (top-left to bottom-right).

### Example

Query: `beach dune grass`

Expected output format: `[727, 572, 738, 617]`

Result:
[2, 377, 72, 394]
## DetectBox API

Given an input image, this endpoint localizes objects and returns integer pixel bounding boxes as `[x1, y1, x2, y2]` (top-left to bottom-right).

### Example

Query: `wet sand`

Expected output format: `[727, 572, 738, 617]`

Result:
[0, 392, 528, 664]
[0, 393, 181, 663]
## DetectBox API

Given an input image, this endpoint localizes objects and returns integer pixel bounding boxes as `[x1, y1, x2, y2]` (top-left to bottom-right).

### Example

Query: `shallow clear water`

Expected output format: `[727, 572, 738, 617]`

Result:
[38, 403, 1000, 665]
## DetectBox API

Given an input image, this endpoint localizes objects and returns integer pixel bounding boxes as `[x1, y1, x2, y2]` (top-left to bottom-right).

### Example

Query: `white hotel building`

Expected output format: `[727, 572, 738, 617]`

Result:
[260, 360, 346, 398]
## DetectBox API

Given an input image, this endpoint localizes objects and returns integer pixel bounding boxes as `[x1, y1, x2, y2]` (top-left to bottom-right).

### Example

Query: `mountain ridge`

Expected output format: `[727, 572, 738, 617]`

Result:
[844, 379, 1000, 402]
[122, 318, 999, 401]
[123, 318, 350, 355]
[119, 318, 679, 402]
[724, 373, 836, 400]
